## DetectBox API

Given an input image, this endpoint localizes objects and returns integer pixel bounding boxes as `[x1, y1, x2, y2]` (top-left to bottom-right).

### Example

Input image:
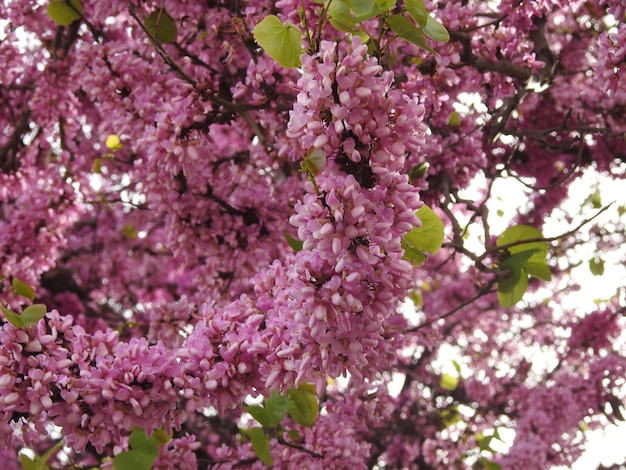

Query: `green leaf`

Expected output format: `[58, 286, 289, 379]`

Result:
[113, 451, 155, 470]
[401, 205, 445, 265]
[404, 0, 427, 27]
[151, 428, 171, 445]
[247, 427, 273, 467]
[327, 1, 358, 33]
[422, 15, 449, 42]
[353, 0, 396, 22]
[501, 249, 539, 277]
[497, 270, 528, 308]
[122, 224, 138, 239]
[439, 373, 458, 391]
[440, 405, 462, 428]
[20, 454, 40, 470]
[287, 384, 319, 427]
[114, 428, 159, 470]
[588, 192, 602, 209]
[1, 305, 23, 328]
[589, 257, 605, 276]
[105, 134, 123, 151]
[497, 225, 551, 281]
[144, 9, 178, 44]
[349, 0, 376, 15]
[481, 459, 503, 470]
[302, 147, 326, 176]
[128, 427, 159, 455]
[93, 157, 102, 174]
[402, 248, 427, 265]
[1, 304, 47, 328]
[387, 14, 435, 54]
[47, 0, 83, 26]
[253, 15, 303, 68]
[497, 249, 538, 303]
[263, 391, 290, 428]
[21, 304, 48, 326]
[284, 232, 304, 252]
[244, 405, 270, 427]
[448, 110, 461, 127]
[13, 278, 35, 301]
[476, 432, 494, 452]
[414, 205, 445, 253]
[408, 161, 430, 181]
[246, 392, 289, 428]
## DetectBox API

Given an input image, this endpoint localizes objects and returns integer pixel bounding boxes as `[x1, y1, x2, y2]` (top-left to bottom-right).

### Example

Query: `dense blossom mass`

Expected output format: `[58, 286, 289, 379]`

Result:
[0, 0, 625, 468]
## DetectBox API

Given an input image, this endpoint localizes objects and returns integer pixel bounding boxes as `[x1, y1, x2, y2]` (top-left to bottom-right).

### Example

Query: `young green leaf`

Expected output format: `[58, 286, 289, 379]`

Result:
[302, 147, 326, 176]
[254, 16, 303, 68]
[414, 205, 445, 254]
[113, 428, 159, 470]
[328, 0, 359, 33]
[589, 257, 605, 276]
[352, 0, 396, 23]
[440, 405, 462, 428]
[497, 225, 551, 281]
[13, 278, 35, 301]
[144, 9, 178, 44]
[247, 427, 273, 467]
[287, 384, 319, 427]
[481, 459, 503, 470]
[439, 373, 458, 391]
[18, 441, 61, 470]
[245, 405, 271, 427]
[401, 205, 445, 265]
[497, 269, 529, 308]
[497, 249, 539, 308]
[47, 0, 83, 26]
[105, 134, 123, 151]
[113, 451, 153, 470]
[408, 161, 430, 181]
[263, 391, 290, 428]
[404, 0, 427, 27]
[1, 304, 47, 328]
[349, 0, 376, 15]
[284, 232, 304, 252]
[387, 15, 435, 54]
[422, 15, 450, 42]
[1, 305, 23, 328]
[21, 304, 48, 326]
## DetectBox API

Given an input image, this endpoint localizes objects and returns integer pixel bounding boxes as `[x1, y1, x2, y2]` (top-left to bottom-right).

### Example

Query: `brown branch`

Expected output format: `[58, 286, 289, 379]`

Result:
[449, 30, 532, 82]
[404, 281, 497, 333]
[477, 203, 614, 265]
[0, 107, 31, 173]
[276, 436, 324, 459]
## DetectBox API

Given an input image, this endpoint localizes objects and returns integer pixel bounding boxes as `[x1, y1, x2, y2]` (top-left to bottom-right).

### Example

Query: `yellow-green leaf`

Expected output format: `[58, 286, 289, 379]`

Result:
[1, 304, 47, 328]
[589, 257, 605, 276]
[497, 270, 528, 308]
[497, 225, 551, 281]
[328, 0, 358, 33]
[287, 384, 319, 427]
[247, 427, 273, 467]
[422, 14, 449, 42]
[440, 373, 458, 391]
[387, 14, 435, 54]
[145, 9, 178, 44]
[253, 15, 303, 68]
[405, 0, 427, 27]
[47, 0, 83, 26]
[105, 134, 123, 151]
[13, 278, 35, 301]
[401, 205, 445, 265]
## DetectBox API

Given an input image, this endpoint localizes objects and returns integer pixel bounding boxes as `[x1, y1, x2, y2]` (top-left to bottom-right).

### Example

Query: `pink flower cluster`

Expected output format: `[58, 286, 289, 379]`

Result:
[0, 311, 183, 452]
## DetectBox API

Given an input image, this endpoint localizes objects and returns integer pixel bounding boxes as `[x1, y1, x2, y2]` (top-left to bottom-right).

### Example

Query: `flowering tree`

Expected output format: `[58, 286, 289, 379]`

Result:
[1, 0, 625, 468]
